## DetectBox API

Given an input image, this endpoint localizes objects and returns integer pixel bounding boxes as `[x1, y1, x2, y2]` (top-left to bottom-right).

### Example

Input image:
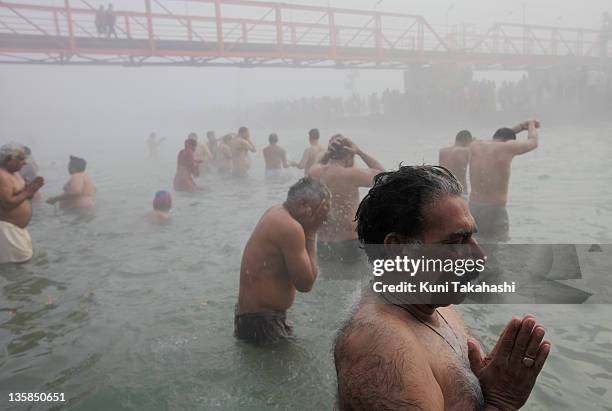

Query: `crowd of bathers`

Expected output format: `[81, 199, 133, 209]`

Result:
[0, 119, 551, 410]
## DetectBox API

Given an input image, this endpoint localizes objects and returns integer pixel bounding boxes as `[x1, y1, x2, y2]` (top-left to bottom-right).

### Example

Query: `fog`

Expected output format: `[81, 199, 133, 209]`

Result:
[1, 0, 610, 149]
[1, 1, 612, 409]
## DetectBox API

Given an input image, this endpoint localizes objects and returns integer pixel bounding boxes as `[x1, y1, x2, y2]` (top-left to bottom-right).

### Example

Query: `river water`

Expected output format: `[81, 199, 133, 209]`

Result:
[1, 124, 612, 410]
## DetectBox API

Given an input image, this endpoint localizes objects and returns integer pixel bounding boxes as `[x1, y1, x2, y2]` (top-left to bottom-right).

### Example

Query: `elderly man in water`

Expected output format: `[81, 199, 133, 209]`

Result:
[334, 165, 551, 410]
[0, 143, 45, 263]
[469, 120, 540, 242]
[235, 177, 331, 346]
[309, 134, 384, 264]
[47, 156, 96, 212]
[230, 126, 256, 178]
[439, 130, 474, 197]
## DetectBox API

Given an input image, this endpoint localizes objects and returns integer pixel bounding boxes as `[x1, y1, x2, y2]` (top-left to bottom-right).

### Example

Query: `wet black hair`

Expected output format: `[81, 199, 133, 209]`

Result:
[328, 134, 351, 160]
[309, 128, 320, 140]
[493, 127, 517, 141]
[455, 130, 473, 145]
[287, 177, 330, 204]
[69, 155, 87, 173]
[269, 133, 279, 144]
[356, 165, 463, 262]
[24, 146, 32, 156]
[238, 126, 249, 136]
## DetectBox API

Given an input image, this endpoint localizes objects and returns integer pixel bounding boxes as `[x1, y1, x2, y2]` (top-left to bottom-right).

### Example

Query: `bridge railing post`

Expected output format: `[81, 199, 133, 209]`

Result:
[124, 15, 131, 39]
[275, 5, 283, 55]
[53, 10, 60, 36]
[375, 13, 383, 59]
[64, 0, 75, 52]
[215, 0, 224, 55]
[329, 10, 337, 57]
[144, 0, 155, 51]
[417, 17, 424, 52]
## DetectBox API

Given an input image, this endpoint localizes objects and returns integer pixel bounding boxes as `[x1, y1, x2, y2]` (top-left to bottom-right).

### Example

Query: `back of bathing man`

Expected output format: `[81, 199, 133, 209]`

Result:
[292, 128, 326, 176]
[236, 177, 331, 346]
[469, 120, 540, 241]
[334, 165, 551, 410]
[308, 135, 384, 263]
[262, 133, 289, 179]
[0, 143, 44, 264]
[439, 130, 474, 197]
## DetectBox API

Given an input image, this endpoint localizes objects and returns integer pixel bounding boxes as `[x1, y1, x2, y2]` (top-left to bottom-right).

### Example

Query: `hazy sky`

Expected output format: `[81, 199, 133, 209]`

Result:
[1, 0, 610, 140]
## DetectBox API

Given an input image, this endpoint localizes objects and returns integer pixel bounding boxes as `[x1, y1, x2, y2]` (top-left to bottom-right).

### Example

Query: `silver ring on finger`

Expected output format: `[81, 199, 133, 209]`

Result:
[522, 356, 535, 368]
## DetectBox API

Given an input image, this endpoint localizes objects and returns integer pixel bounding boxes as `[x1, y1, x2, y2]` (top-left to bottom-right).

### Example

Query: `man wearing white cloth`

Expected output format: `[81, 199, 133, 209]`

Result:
[0, 143, 44, 264]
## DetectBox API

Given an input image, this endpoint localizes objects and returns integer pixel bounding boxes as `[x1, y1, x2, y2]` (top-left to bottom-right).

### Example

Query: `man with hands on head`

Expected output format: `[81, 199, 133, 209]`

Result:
[235, 177, 331, 346]
[309, 134, 384, 264]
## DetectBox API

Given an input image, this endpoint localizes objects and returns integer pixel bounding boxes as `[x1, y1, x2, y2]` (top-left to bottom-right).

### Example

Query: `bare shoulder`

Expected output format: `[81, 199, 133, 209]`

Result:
[308, 164, 324, 178]
[335, 305, 438, 410]
[0, 169, 13, 184]
[336, 304, 422, 363]
[259, 205, 303, 239]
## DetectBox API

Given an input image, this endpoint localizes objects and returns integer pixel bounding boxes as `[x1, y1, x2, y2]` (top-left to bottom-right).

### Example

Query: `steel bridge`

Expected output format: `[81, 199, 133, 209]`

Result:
[0, 0, 610, 69]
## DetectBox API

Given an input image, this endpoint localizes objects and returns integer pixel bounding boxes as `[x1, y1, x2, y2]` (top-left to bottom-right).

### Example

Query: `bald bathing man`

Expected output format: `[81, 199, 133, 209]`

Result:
[334, 165, 551, 410]
[0, 143, 44, 263]
[439, 130, 474, 197]
[309, 135, 384, 264]
[469, 120, 539, 242]
[236, 178, 331, 346]
[292, 128, 326, 176]
[230, 126, 256, 178]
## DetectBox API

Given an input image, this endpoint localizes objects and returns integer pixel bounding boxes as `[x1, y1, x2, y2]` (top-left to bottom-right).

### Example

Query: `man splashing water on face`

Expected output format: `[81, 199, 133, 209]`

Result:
[235, 177, 331, 346]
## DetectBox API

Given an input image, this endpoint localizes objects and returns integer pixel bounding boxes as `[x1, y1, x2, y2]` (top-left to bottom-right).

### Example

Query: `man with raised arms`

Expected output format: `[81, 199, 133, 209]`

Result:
[292, 128, 326, 176]
[334, 165, 551, 410]
[230, 126, 256, 178]
[469, 120, 540, 241]
[0, 143, 44, 263]
[308, 135, 384, 264]
[235, 178, 331, 346]
[439, 130, 474, 197]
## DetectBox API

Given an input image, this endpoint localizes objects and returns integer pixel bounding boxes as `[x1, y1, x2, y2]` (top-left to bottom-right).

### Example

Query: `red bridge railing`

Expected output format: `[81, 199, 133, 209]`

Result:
[0, 0, 609, 67]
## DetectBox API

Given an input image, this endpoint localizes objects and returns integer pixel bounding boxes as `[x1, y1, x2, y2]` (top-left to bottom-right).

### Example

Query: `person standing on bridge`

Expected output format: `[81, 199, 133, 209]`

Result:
[105, 4, 117, 39]
[95, 5, 106, 37]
